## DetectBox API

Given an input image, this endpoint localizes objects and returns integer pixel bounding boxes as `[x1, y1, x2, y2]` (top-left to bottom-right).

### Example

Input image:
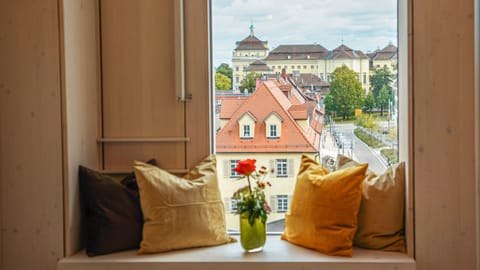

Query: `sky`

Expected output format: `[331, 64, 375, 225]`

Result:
[212, 0, 398, 68]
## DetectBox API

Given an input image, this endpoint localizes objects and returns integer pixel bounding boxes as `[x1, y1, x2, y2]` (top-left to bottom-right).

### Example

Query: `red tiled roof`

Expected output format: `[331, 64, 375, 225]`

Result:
[216, 80, 318, 153]
[219, 97, 247, 119]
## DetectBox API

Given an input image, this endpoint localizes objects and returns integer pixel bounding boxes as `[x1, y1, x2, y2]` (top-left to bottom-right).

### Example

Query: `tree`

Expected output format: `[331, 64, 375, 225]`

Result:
[377, 85, 390, 116]
[324, 66, 365, 120]
[215, 72, 231, 90]
[363, 91, 376, 114]
[240, 72, 261, 93]
[216, 63, 233, 90]
[369, 66, 393, 99]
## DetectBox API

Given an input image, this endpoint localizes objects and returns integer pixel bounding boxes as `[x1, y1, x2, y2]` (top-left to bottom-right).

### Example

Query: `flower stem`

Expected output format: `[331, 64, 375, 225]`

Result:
[247, 175, 253, 195]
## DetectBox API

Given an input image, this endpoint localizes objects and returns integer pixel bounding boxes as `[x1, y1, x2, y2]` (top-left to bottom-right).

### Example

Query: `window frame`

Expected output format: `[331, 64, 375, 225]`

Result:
[241, 124, 251, 138]
[276, 159, 288, 177]
[276, 195, 289, 213]
[229, 160, 240, 178]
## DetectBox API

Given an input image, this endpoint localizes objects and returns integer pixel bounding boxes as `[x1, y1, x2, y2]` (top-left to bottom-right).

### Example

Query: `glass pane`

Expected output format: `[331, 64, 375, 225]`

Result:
[212, 0, 398, 233]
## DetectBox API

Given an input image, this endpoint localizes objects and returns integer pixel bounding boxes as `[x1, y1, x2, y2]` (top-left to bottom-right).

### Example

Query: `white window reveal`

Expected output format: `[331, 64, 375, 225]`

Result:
[231, 198, 239, 213]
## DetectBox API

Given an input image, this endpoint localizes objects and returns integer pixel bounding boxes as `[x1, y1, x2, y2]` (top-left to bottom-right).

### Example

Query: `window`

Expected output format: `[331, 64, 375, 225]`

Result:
[235, 67, 239, 71]
[276, 159, 288, 177]
[235, 76, 239, 83]
[213, 0, 401, 236]
[242, 124, 251, 138]
[230, 160, 240, 178]
[268, 124, 278, 138]
[231, 198, 239, 212]
[276, 195, 289, 212]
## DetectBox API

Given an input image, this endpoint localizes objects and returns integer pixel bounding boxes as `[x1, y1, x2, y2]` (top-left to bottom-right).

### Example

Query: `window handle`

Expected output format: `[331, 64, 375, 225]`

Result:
[174, 0, 191, 102]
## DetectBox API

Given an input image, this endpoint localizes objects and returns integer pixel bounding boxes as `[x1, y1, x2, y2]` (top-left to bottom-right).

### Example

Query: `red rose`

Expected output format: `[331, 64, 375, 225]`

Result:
[234, 159, 256, 176]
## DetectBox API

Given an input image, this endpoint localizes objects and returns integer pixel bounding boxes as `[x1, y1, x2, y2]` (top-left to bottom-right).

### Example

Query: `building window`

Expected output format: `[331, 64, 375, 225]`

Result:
[242, 124, 251, 138]
[276, 159, 288, 177]
[230, 160, 240, 178]
[291, 65, 295, 69]
[320, 73, 324, 80]
[311, 65, 315, 69]
[243, 67, 247, 72]
[303, 65, 307, 69]
[297, 65, 301, 69]
[272, 66, 275, 70]
[235, 67, 239, 72]
[235, 76, 239, 83]
[277, 195, 289, 212]
[231, 198, 239, 212]
[363, 73, 367, 84]
[268, 124, 278, 138]
[277, 65, 281, 69]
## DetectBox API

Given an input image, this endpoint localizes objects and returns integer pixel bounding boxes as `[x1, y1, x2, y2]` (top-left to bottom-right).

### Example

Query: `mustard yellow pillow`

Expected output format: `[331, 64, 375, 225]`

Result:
[133, 155, 235, 254]
[281, 154, 368, 256]
[336, 155, 406, 252]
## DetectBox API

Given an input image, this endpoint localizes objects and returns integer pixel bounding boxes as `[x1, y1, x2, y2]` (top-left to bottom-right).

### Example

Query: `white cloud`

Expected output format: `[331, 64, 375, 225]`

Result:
[212, 0, 398, 67]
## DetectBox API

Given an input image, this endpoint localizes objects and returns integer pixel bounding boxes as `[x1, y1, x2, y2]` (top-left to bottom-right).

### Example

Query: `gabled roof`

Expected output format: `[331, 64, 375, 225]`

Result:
[216, 80, 318, 153]
[237, 111, 257, 123]
[264, 111, 283, 122]
[327, 44, 368, 59]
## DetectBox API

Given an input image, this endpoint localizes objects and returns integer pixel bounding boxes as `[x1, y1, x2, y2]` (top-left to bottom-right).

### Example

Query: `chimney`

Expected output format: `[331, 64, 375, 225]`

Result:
[281, 68, 287, 81]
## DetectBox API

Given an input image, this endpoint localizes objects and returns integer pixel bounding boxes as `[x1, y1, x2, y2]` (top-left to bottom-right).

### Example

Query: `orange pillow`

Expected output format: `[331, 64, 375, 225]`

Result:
[281, 155, 367, 256]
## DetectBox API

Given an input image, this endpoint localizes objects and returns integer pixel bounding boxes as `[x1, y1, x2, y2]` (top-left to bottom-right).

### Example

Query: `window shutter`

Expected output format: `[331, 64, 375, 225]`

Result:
[224, 197, 230, 212]
[223, 160, 229, 179]
[269, 159, 275, 178]
[288, 159, 295, 177]
[270, 195, 277, 212]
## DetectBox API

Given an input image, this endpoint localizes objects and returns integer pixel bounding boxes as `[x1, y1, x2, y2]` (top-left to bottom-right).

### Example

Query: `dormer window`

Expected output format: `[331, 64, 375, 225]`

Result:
[264, 111, 283, 139]
[238, 111, 257, 139]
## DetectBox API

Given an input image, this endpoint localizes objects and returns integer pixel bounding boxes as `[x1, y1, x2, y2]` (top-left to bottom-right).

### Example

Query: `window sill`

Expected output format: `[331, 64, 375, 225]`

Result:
[58, 236, 415, 270]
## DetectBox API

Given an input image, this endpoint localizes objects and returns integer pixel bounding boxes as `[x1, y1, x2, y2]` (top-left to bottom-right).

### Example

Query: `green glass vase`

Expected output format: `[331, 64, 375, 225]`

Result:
[239, 213, 266, 252]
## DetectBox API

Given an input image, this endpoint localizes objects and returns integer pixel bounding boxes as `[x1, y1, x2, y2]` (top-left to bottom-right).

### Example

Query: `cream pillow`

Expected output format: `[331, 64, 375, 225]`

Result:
[133, 155, 235, 254]
[281, 154, 368, 256]
[336, 154, 406, 252]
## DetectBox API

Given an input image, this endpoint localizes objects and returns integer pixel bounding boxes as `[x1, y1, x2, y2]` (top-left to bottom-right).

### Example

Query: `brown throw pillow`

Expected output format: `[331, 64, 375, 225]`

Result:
[79, 166, 143, 256]
[336, 154, 406, 252]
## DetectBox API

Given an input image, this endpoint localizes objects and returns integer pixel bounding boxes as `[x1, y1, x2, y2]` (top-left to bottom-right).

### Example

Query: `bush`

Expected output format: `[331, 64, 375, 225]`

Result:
[381, 148, 399, 165]
[354, 128, 385, 148]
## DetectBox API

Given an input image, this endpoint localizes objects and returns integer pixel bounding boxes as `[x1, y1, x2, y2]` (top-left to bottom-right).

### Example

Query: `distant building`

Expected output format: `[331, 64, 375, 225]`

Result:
[216, 76, 323, 230]
[369, 42, 398, 72]
[232, 26, 371, 92]
[232, 24, 269, 90]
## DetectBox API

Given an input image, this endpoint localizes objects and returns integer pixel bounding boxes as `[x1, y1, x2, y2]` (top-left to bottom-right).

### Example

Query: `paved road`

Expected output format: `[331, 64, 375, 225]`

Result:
[335, 123, 387, 174]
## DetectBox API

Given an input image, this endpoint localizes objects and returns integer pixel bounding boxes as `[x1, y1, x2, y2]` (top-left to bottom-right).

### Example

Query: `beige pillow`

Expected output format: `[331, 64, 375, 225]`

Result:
[336, 154, 406, 252]
[133, 155, 235, 254]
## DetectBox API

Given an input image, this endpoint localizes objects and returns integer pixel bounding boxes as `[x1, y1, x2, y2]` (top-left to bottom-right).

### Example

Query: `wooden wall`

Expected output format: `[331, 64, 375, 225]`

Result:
[412, 0, 478, 269]
[61, 0, 100, 256]
[0, 0, 64, 269]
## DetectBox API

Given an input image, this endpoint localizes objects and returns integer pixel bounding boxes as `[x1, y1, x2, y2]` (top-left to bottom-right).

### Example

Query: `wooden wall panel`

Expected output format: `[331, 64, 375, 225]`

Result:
[0, 0, 64, 269]
[185, 0, 211, 168]
[61, 0, 100, 256]
[101, 0, 186, 171]
[413, 0, 477, 269]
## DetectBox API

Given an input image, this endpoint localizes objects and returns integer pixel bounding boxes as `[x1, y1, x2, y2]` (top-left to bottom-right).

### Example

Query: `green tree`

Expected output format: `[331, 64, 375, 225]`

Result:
[240, 72, 261, 93]
[215, 63, 233, 90]
[377, 85, 390, 116]
[369, 66, 393, 98]
[363, 91, 376, 114]
[324, 66, 365, 120]
[215, 72, 231, 90]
